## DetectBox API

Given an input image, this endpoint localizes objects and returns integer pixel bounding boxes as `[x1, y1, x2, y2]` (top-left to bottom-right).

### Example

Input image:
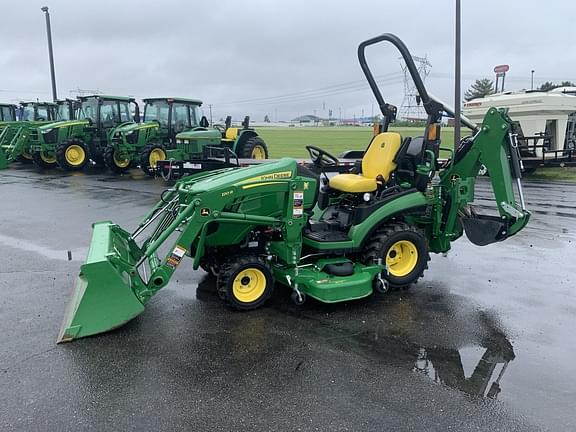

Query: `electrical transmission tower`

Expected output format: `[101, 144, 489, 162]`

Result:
[399, 55, 431, 121]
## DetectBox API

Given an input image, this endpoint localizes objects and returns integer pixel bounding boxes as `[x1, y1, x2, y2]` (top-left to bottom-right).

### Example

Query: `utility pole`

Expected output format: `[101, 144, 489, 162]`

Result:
[531, 70, 535, 90]
[454, 0, 462, 147]
[41, 6, 57, 102]
[208, 104, 213, 125]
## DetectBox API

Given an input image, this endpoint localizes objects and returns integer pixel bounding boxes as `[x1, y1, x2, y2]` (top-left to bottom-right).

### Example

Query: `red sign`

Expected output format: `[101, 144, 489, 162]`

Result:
[494, 64, 510, 73]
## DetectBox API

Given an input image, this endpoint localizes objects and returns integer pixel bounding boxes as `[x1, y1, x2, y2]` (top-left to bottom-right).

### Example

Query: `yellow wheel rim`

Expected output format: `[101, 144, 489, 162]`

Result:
[65, 144, 86, 166]
[113, 151, 130, 168]
[22, 149, 33, 160]
[40, 152, 56, 164]
[232, 268, 267, 303]
[251, 145, 266, 159]
[148, 148, 166, 167]
[386, 240, 418, 277]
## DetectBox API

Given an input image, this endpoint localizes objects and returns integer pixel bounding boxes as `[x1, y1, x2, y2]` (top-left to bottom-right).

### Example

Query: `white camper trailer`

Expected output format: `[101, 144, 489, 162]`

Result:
[464, 89, 576, 168]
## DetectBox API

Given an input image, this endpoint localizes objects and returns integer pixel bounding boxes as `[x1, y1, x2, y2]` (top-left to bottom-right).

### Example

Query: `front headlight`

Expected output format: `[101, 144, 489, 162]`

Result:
[176, 139, 183, 144]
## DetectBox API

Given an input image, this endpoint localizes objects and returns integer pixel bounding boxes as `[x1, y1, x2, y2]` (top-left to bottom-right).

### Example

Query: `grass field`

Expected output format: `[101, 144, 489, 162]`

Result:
[257, 126, 455, 159]
[256, 125, 576, 180]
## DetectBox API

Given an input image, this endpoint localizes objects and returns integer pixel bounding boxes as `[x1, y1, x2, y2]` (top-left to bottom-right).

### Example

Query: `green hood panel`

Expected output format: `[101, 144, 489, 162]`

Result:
[115, 121, 158, 134]
[182, 158, 299, 194]
[38, 119, 90, 131]
[176, 128, 221, 140]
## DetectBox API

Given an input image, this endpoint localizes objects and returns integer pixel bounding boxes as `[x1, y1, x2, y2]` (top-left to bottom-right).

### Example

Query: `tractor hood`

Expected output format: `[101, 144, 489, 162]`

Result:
[178, 157, 307, 195]
[38, 119, 90, 132]
[115, 121, 159, 135]
[176, 128, 221, 140]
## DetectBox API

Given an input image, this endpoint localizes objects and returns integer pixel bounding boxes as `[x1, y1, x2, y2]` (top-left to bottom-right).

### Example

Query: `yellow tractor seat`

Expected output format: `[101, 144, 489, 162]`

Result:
[225, 127, 239, 141]
[329, 132, 402, 193]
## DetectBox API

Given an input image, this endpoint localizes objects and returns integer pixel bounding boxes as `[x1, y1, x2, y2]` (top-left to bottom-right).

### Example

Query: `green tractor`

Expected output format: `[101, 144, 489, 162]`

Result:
[155, 115, 269, 179]
[31, 95, 139, 170]
[175, 114, 268, 160]
[105, 97, 205, 175]
[0, 103, 17, 168]
[57, 33, 530, 343]
[0, 100, 73, 169]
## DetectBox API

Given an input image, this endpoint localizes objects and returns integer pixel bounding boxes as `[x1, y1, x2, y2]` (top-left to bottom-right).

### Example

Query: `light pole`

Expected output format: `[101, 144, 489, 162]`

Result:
[41, 6, 57, 102]
[531, 70, 535, 90]
[454, 0, 462, 147]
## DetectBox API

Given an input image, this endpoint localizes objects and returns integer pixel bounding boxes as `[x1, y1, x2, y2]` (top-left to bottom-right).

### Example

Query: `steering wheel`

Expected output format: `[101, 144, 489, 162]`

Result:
[306, 145, 339, 168]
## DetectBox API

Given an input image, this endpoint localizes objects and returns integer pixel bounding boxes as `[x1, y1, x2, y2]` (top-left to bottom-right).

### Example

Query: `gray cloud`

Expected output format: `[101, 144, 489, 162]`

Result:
[2, 0, 575, 121]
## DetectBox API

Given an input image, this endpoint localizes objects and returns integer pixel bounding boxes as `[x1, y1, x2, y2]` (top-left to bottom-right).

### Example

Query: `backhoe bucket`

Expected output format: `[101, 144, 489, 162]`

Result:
[57, 221, 145, 343]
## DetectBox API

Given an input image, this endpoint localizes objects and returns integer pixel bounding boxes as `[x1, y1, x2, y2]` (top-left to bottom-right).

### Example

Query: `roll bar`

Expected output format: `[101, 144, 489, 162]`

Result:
[358, 33, 478, 133]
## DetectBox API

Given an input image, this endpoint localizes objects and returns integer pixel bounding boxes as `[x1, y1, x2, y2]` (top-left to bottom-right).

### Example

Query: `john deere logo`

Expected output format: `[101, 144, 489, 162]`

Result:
[200, 208, 210, 216]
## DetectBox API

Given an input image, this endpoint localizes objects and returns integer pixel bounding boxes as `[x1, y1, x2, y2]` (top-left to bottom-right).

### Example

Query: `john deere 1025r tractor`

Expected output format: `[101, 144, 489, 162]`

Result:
[58, 33, 530, 343]
[31, 95, 139, 170]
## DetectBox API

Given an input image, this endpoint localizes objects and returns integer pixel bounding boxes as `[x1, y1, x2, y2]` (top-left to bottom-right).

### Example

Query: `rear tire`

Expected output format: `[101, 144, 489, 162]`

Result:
[31, 151, 58, 169]
[56, 138, 89, 171]
[104, 146, 130, 173]
[217, 255, 274, 310]
[361, 222, 430, 290]
[140, 143, 166, 177]
[236, 136, 268, 159]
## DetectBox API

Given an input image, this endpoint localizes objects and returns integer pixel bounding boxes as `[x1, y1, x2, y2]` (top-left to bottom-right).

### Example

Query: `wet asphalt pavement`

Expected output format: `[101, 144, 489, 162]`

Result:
[0, 164, 575, 431]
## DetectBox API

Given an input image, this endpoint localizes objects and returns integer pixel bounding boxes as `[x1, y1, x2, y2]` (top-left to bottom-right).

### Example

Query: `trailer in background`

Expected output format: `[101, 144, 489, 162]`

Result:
[464, 88, 576, 172]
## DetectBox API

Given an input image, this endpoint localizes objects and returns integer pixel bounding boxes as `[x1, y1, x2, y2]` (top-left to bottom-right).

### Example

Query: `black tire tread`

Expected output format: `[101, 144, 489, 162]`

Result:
[236, 136, 269, 159]
[361, 222, 430, 290]
[55, 138, 89, 171]
[31, 151, 57, 170]
[103, 146, 129, 173]
[216, 254, 274, 310]
[140, 143, 166, 177]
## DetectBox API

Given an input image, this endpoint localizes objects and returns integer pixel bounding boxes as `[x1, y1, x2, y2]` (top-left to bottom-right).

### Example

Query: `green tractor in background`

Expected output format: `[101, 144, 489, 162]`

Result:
[155, 115, 269, 179]
[172, 114, 268, 160]
[105, 97, 205, 175]
[109, 97, 268, 176]
[0, 100, 76, 169]
[31, 95, 139, 170]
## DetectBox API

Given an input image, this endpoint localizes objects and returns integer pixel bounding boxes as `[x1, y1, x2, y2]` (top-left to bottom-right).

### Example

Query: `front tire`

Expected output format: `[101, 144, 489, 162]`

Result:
[217, 255, 274, 310]
[104, 146, 130, 173]
[31, 151, 58, 169]
[56, 138, 89, 171]
[362, 222, 430, 289]
[140, 143, 166, 177]
[237, 136, 269, 159]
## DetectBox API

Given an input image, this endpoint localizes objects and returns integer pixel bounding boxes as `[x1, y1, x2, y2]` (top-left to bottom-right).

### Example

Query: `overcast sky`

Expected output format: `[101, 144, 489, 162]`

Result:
[2, 0, 575, 122]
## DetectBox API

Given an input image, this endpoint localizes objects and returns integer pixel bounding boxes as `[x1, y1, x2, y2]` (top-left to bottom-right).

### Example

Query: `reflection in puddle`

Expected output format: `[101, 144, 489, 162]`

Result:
[413, 338, 515, 399]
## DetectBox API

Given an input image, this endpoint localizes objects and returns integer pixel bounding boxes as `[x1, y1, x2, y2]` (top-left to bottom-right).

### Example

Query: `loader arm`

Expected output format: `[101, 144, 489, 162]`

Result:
[433, 107, 530, 250]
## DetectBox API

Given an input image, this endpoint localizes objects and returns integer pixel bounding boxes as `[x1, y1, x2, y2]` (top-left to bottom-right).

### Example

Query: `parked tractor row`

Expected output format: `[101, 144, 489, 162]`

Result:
[0, 96, 268, 173]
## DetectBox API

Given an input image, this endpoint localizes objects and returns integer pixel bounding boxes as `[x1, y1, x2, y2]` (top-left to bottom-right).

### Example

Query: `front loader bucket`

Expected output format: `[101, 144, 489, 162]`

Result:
[57, 221, 145, 343]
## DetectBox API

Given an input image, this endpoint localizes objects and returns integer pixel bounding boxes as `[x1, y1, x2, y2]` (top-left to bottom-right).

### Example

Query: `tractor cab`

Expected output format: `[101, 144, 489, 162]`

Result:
[18, 101, 58, 122]
[55, 99, 79, 121]
[0, 103, 17, 122]
[143, 97, 203, 145]
[77, 95, 139, 130]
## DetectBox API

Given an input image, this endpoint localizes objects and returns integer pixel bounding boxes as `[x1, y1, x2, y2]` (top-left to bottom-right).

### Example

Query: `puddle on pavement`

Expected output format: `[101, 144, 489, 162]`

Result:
[190, 274, 517, 400]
